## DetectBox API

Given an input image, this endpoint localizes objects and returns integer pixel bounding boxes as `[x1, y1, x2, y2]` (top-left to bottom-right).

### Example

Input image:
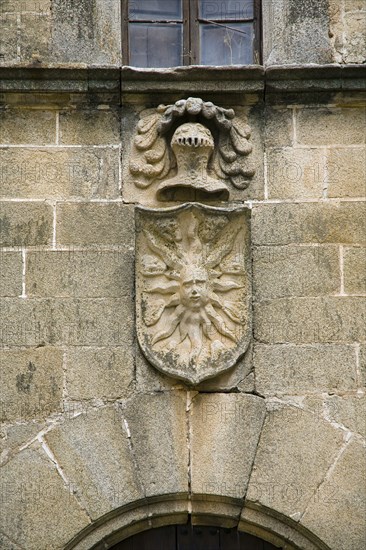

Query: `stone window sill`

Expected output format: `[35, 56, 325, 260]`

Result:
[0, 64, 364, 97]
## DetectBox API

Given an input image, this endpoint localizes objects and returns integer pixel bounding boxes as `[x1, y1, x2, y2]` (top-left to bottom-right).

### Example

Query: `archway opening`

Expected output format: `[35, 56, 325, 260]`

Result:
[111, 522, 280, 549]
[65, 497, 327, 549]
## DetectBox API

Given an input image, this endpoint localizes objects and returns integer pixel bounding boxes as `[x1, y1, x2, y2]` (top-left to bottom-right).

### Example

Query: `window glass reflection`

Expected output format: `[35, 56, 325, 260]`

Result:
[199, 22, 253, 65]
[129, 0, 182, 21]
[129, 23, 183, 67]
[199, 0, 254, 20]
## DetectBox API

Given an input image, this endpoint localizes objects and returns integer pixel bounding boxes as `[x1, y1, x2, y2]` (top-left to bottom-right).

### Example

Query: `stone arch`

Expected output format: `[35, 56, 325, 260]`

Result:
[64, 496, 328, 550]
[2, 392, 363, 549]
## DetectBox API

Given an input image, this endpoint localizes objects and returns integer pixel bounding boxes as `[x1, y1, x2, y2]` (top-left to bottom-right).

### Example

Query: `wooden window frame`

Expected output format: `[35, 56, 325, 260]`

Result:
[122, 0, 262, 66]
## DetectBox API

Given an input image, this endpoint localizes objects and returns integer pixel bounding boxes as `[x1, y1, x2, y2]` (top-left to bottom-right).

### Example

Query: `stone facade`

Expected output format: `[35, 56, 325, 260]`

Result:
[0, 1, 365, 549]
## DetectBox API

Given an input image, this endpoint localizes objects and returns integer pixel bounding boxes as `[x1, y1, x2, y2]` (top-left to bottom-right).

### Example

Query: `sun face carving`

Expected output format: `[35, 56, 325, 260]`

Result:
[149, 263, 240, 361]
[136, 204, 251, 384]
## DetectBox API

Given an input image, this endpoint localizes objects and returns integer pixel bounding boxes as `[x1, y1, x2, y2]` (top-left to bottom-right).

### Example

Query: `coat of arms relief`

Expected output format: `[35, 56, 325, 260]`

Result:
[131, 97, 254, 384]
[127, 97, 256, 203]
[136, 204, 251, 384]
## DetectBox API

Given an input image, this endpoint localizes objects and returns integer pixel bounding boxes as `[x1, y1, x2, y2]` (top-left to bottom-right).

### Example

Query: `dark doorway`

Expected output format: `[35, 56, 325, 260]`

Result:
[112, 523, 280, 549]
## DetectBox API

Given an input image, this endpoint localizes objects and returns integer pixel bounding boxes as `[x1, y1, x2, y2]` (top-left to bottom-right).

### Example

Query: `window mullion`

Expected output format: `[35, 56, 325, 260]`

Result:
[190, 0, 199, 64]
[183, 0, 190, 65]
[121, 0, 129, 65]
[253, 0, 262, 64]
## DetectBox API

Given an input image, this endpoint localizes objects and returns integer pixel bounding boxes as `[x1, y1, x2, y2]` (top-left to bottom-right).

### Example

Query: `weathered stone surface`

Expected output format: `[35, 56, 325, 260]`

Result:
[0, 298, 133, 347]
[300, 394, 328, 419]
[0, 251, 22, 296]
[59, 109, 120, 145]
[246, 405, 344, 518]
[0, 148, 119, 199]
[0, 202, 53, 246]
[120, 65, 263, 88]
[0, 0, 121, 66]
[254, 297, 366, 344]
[325, 395, 366, 437]
[0, 347, 63, 422]
[136, 345, 254, 392]
[0, 444, 89, 549]
[253, 245, 339, 299]
[263, 0, 333, 65]
[327, 147, 366, 198]
[252, 202, 366, 245]
[360, 344, 366, 388]
[264, 107, 293, 147]
[254, 344, 358, 396]
[297, 107, 366, 145]
[0, 109, 55, 144]
[0, 6, 51, 66]
[136, 204, 251, 385]
[267, 147, 325, 199]
[27, 249, 133, 297]
[19, 13, 51, 63]
[45, 407, 143, 519]
[122, 392, 188, 498]
[0, 421, 43, 467]
[329, 0, 366, 64]
[0, 13, 17, 65]
[343, 11, 366, 64]
[66, 347, 134, 400]
[0, 531, 21, 550]
[198, 345, 253, 392]
[343, 247, 366, 294]
[237, 106, 264, 202]
[136, 343, 253, 393]
[50, 0, 121, 65]
[190, 393, 266, 500]
[344, 1, 366, 11]
[135, 345, 184, 392]
[56, 203, 134, 246]
[237, 371, 255, 393]
[328, 0, 346, 64]
[301, 440, 366, 550]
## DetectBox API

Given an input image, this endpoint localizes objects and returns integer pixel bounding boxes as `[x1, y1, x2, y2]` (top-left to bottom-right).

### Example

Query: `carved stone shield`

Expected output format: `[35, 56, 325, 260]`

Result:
[136, 203, 251, 385]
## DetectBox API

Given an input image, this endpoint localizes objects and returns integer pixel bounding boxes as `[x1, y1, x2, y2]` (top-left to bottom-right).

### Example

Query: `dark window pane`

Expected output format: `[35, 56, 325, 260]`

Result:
[129, 23, 183, 67]
[129, 0, 182, 21]
[199, 22, 253, 65]
[199, 1, 254, 20]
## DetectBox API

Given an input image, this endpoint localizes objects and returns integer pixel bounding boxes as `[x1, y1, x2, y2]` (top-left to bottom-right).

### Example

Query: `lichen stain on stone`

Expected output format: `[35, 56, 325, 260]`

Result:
[35, 215, 51, 242]
[288, 0, 328, 23]
[9, 216, 50, 246]
[0, 215, 11, 238]
[16, 361, 37, 394]
[50, 375, 60, 396]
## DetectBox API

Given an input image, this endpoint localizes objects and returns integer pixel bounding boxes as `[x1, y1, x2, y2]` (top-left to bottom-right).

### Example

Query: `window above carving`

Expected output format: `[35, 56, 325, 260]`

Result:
[122, 0, 261, 67]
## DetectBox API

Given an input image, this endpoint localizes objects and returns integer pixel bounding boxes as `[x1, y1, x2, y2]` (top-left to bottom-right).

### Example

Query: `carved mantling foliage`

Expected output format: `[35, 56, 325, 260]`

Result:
[129, 97, 255, 199]
[136, 203, 251, 384]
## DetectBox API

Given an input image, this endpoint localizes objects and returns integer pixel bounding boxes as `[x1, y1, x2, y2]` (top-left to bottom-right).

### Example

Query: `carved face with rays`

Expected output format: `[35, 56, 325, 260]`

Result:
[140, 209, 246, 368]
[179, 266, 209, 310]
[147, 262, 241, 364]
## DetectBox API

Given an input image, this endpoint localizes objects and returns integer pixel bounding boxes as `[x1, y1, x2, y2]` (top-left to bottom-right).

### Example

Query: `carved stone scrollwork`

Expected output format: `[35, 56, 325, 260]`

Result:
[129, 97, 255, 200]
[136, 203, 251, 384]
[132, 97, 253, 383]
